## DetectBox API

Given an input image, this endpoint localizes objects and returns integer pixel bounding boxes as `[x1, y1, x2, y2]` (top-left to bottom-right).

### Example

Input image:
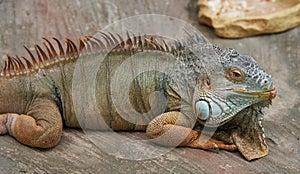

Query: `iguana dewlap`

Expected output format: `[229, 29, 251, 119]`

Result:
[0, 32, 276, 161]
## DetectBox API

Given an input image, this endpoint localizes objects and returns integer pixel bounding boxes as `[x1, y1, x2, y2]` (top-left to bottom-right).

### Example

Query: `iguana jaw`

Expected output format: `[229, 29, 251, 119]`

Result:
[230, 87, 277, 100]
[195, 87, 276, 127]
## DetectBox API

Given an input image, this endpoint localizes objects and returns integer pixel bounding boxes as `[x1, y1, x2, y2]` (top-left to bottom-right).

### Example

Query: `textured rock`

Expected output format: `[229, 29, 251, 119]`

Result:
[198, 0, 300, 38]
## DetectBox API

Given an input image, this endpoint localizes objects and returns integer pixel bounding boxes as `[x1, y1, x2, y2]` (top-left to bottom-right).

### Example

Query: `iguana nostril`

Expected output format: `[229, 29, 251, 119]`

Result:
[261, 77, 274, 89]
[263, 79, 268, 85]
[261, 78, 270, 86]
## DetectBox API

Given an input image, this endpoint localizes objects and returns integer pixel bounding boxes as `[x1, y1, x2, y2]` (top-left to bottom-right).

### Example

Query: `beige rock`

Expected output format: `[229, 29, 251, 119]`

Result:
[198, 0, 300, 38]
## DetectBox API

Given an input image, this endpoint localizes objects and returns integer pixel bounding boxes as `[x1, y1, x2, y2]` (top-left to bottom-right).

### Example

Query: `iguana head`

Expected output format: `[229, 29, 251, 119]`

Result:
[194, 47, 276, 127]
[190, 46, 277, 160]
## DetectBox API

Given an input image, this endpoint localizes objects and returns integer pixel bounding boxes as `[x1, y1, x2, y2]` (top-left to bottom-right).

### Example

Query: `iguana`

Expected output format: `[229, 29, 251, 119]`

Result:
[0, 31, 276, 161]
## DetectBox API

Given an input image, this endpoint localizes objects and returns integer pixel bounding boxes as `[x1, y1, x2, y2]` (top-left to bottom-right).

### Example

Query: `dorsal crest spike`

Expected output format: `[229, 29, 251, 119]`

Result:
[42, 37, 58, 58]
[11, 56, 24, 76]
[116, 33, 125, 49]
[82, 36, 93, 53]
[20, 56, 33, 71]
[42, 42, 54, 60]
[6, 55, 15, 77]
[24, 45, 39, 69]
[130, 31, 137, 45]
[14, 56, 26, 74]
[108, 32, 119, 45]
[144, 37, 157, 50]
[85, 36, 105, 50]
[99, 31, 114, 48]
[65, 39, 71, 59]
[137, 33, 143, 49]
[34, 45, 46, 67]
[126, 31, 133, 48]
[9, 56, 19, 72]
[99, 33, 112, 49]
[79, 38, 85, 53]
[162, 40, 170, 52]
[34, 45, 44, 68]
[66, 38, 78, 58]
[151, 38, 164, 51]
[6, 57, 11, 77]
[52, 37, 64, 57]
[6, 55, 13, 70]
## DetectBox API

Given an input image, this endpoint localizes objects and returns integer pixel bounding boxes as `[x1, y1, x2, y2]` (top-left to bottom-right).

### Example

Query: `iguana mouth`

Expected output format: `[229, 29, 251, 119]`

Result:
[195, 87, 276, 128]
[231, 87, 277, 100]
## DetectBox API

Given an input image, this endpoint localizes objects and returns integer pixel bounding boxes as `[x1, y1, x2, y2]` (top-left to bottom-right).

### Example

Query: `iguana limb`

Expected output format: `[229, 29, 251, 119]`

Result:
[146, 111, 237, 151]
[0, 98, 62, 148]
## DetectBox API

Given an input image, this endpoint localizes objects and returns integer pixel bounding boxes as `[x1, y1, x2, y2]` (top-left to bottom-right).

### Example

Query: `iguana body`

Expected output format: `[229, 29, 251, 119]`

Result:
[0, 32, 276, 160]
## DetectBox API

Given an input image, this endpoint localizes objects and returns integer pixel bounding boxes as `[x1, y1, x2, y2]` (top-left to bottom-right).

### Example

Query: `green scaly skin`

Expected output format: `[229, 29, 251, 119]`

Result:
[0, 32, 276, 160]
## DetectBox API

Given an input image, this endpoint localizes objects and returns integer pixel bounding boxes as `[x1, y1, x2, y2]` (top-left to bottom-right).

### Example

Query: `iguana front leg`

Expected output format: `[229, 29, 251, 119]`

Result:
[0, 98, 62, 148]
[146, 111, 237, 151]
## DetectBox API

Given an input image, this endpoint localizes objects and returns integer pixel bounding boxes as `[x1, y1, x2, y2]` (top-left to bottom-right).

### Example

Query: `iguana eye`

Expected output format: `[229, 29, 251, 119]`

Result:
[226, 68, 245, 82]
